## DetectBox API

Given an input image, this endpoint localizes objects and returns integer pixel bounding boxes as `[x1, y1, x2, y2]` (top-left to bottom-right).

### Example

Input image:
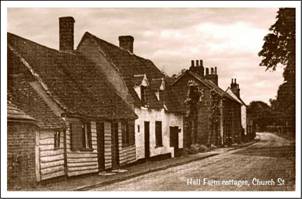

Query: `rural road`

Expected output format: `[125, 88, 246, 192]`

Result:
[91, 132, 295, 191]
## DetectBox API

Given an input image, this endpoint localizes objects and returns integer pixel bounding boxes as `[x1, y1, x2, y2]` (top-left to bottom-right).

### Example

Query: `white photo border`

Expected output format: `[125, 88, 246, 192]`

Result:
[1, 1, 301, 198]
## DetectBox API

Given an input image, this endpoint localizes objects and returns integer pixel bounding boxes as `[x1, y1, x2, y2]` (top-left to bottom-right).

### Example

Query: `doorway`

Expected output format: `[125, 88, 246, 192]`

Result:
[144, 121, 150, 159]
[111, 122, 119, 169]
[96, 122, 105, 171]
[170, 126, 180, 157]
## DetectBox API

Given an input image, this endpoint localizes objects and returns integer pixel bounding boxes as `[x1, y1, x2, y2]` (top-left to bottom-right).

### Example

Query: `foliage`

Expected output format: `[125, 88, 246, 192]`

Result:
[258, 8, 295, 82]
[247, 101, 278, 130]
[258, 8, 296, 129]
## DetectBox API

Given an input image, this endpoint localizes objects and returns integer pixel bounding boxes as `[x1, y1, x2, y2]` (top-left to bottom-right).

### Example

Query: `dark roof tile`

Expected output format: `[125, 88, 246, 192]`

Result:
[8, 32, 137, 120]
[8, 75, 65, 129]
[82, 32, 183, 113]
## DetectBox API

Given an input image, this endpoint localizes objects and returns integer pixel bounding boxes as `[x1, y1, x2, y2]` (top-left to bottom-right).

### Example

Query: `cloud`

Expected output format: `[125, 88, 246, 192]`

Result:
[7, 7, 283, 104]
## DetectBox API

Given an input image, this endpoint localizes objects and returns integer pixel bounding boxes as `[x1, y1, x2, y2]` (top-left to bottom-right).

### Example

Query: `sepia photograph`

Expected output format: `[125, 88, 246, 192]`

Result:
[1, 1, 301, 198]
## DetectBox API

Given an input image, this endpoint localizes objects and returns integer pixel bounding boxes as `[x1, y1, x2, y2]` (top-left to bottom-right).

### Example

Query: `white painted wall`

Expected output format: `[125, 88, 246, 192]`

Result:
[241, 106, 247, 135]
[134, 107, 183, 160]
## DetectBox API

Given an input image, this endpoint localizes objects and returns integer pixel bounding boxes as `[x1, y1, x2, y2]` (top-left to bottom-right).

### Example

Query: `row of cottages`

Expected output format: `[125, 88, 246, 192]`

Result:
[7, 15, 249, 189]
[76, 30, 184, 160]
[7, 16, 184, 188]
[171, 60, 244, 147]
[7, 25, 138, 189]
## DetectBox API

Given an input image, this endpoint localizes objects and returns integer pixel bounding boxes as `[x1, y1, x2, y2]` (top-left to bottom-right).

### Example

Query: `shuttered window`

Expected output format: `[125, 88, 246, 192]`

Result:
[122, 121, 135, 147]
[122, 121, 129, 147]
[86, 122, 92, 149]
[155, 121, 163, 147]
[70, 121, 92, 151]
[82, 121, 92, 149]
[129, 121, 135, 145]
[54, 131, 61, 149]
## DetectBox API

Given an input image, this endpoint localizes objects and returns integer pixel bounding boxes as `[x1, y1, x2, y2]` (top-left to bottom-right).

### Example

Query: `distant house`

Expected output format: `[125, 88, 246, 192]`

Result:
[225, 79, 250, 141]
[172, 60, 242, 147]
[7, 16, 138, 186]
[77, 31, 184, 160]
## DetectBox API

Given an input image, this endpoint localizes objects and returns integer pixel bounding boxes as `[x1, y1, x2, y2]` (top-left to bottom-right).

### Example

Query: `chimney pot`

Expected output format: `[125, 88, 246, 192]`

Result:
[196, 60, 199, 66]
[211, 67, 214, 74]
[119, 35, 134, 53]
[205, 68, 209, 75]
[59, 16, 75, 51]
[200, 59, 203, 67]
[191, 60, 194, 67]
[214, 67, 217, 74]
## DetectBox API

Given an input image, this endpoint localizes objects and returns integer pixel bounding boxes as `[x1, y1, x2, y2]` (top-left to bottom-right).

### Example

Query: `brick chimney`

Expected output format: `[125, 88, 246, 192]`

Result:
[205, 66, 218, 85]
[230, 78, 240, 97]
[189, 59, 204, 78]
[199, 59, 204, 78]
[59, 16, 75, 51]
[119, 35, 134, 53]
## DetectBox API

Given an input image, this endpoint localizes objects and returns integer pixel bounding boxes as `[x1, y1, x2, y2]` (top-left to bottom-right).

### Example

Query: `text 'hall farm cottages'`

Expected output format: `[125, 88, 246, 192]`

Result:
[7, 16, 251, 189]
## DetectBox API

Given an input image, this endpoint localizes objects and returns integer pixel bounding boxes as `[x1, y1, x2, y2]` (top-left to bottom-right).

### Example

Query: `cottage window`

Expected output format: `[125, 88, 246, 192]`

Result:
[155, 121, 163, 147]
[70, 121, 92, 151]
[141, 86, 147, 105]
[122, 121, 129, 147]
[82, 122, 92, 149]
[122, 121, 135, 147]
[129, 121, 135, 145]
[54, 131, 61, 149]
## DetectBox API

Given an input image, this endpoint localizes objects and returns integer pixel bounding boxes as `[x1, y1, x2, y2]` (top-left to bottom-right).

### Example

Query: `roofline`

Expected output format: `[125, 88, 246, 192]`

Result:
[7, 117, 39, 126]
[225, 87, 247, 106]
[172, 70, 217, 91]
[8, 44, 69, 112]
[62, 111, 138, 121]
[9, 33, 138, 121]
[172, 70, 242, 103]
[76, 31, 90, 51]
[78, 31, 161, 73]
[77, 32, 167, 114]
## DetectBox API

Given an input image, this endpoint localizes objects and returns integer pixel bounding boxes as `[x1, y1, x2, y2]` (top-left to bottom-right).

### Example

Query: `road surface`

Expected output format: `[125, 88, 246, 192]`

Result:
[92, 132, 295, 191]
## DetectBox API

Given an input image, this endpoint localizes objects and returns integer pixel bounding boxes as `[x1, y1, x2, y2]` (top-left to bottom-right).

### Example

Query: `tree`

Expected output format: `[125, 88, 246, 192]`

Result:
[258, 8, 295, 82]
[258, 8, 296, 131]
[247, 101, 276, 131]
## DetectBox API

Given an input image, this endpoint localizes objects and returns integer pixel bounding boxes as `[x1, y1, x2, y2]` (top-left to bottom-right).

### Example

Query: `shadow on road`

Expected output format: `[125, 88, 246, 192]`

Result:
[234, 145, 295, 159]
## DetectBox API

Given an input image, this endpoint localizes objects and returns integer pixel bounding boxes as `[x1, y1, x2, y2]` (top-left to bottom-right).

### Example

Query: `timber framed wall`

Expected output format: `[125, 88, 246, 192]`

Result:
[65, 118, 98, 176]
[38, 129, 65, 180]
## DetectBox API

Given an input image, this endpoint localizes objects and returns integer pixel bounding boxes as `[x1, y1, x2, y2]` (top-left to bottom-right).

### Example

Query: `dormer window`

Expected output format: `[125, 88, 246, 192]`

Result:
[141, 85, 147, 105]
[133, 74, 149, 106]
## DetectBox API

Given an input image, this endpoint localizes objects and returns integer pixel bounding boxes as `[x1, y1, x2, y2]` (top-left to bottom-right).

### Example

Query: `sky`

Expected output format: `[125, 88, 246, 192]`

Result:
[7, 8, 284, 104]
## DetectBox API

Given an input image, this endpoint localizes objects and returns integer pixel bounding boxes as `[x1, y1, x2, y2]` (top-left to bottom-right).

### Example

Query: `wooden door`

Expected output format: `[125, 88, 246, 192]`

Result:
[170, 126, 180, 157]
[144, 121, 150, 159]
[96, 122, 105, 171]
[111, 122, 119, 169]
